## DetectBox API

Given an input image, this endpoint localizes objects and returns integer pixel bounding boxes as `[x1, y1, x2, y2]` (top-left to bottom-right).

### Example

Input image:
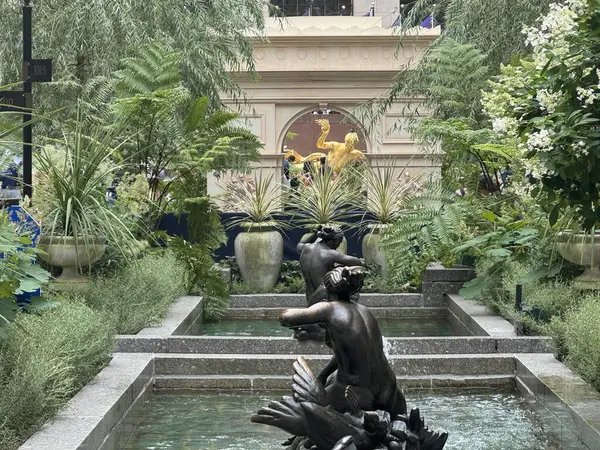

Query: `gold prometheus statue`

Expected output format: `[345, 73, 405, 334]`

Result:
[314, 119, 366, 174]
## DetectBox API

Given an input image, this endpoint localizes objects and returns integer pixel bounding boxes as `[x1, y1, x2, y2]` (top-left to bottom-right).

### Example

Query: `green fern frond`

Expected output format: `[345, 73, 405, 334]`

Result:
[185, 97, 210, 132]
[382, 183, 477, 267]
[115, 43, 182, 97]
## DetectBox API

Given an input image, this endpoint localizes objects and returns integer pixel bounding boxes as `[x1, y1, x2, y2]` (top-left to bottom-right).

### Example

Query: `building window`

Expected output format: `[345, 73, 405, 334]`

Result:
[271, 0, 353, 17]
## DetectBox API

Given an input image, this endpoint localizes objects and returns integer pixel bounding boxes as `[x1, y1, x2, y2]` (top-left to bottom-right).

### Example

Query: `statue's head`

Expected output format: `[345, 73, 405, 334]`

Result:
[344, 130, 359, 151]
[319, 225, 344, 250]
[324, 266, 365, 300]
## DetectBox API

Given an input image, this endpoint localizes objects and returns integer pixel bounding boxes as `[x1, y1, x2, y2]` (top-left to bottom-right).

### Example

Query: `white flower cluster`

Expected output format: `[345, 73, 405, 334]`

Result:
[573, 140, 589, 156]
[491, 117, 518, 136]
[527, 129, 554, 153]
[576, 86, 599, 107]
[537, 89, 564, 113]
[523, 1, 585, 69]
[482, 64, 534, 137]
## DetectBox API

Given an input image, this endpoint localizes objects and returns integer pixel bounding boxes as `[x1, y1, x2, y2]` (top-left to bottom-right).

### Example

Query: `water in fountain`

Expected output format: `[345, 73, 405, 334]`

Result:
[123, 390, 575, 450]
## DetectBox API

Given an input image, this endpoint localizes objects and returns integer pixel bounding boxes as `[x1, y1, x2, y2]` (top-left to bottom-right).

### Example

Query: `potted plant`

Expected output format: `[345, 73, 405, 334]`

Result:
[34, 120, 135, 283]
[292, 168, 356, 254]
[557, 232, 600, 290]
[225, 171, 285, 291]
[354, 162, 424, 274]
[482, 1, 600, 289]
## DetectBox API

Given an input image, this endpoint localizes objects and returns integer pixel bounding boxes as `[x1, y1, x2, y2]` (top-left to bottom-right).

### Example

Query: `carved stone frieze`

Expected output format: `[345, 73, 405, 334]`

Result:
[251, 43, 421, 72]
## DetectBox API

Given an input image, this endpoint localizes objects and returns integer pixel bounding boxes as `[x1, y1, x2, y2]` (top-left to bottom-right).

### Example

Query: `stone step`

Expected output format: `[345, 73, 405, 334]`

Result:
[154, 354, 515, 377]
[116, 335, 555, 355]
[225, 307, 446, 320]
[229, 293, 424, 308]
[153, 374, 515, 391]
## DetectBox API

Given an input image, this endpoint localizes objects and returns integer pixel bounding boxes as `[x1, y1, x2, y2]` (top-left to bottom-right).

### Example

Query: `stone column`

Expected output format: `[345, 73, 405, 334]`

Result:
[421, 263, 475, 306]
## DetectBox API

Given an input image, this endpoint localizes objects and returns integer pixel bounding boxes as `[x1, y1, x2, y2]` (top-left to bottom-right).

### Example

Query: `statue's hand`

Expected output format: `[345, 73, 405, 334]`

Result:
[316, 119, 330, 133]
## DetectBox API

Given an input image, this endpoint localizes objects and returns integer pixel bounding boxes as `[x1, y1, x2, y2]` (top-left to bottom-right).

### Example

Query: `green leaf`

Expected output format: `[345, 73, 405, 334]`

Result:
[27, 297, 61, 312]
[520, 262, 562, 283]
[459, 276, 493, 299]
[549, 202, 562, 226]
[482, 210, 498, 223]
[0, 299, 19, 325]
[485, 248, 512, 258]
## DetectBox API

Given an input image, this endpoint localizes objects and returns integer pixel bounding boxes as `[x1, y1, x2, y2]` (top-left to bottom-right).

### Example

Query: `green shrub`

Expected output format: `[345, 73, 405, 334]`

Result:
[543, 317, 568, 360]
[472, 258, 530, 318]
[0, 302, 114, 449]
[273, 276, 305, 294]
[522, 281, 580, 319]
[227, 259, 306, 296]
[362, 268, 416, 294]
[67, 251, 186, 334]
[229, 278, 305, 295]
[562, 296, 600, 391]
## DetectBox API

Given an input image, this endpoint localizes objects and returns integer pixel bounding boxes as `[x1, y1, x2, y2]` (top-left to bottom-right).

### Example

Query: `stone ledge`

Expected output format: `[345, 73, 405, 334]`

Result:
[115, 335, 554, 355]
[153, 374, 515, 391]
[229, 293, 424, 308]
[446, 309, 474, 336]
[516, 354, 600, 450]
[134, 296, 203, 337]
[18, 353, 153, 450]
[225, 306, 447, 320]
[153, 353, 516, 377]
[422, 264, 475, 283]
[421, 282, 460, 306]
[447, 294, 516, 337]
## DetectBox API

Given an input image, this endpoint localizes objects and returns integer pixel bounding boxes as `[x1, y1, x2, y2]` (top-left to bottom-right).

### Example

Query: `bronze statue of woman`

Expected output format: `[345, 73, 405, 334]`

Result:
[295, 225, 363, 341]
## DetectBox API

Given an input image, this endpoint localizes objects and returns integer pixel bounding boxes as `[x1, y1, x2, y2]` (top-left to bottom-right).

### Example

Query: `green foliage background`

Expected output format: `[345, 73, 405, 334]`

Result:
[0, 0, 267, 109]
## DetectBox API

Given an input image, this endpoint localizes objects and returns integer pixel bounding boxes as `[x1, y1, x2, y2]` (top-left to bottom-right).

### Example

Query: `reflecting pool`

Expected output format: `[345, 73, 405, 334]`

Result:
[120, 390, 580, 449]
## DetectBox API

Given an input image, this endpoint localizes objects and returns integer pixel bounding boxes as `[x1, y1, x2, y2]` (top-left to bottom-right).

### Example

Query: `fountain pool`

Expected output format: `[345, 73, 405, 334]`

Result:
[119, 389, 580, 450]
[194, 318, 463, 337]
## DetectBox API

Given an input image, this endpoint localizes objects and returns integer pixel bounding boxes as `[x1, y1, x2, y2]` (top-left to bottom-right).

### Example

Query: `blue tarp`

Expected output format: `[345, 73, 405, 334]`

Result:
[156, 210, 377, 260]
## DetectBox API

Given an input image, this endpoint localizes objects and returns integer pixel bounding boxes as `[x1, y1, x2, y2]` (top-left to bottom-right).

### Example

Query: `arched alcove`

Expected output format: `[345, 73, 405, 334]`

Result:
[277, 106, 371, 157]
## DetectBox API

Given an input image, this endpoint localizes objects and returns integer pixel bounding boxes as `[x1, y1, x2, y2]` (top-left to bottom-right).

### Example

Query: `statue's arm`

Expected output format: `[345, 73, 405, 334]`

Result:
[333, 253, 364, 267]
[316, 129, 335, 151]
[280, 302, 332, 328]
[296, 229, 320, 253]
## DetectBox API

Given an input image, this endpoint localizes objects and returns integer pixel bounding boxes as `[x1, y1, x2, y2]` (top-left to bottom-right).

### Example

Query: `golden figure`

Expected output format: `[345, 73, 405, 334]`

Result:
[284, 149, 327, 168]
[315, 119, 366, 174]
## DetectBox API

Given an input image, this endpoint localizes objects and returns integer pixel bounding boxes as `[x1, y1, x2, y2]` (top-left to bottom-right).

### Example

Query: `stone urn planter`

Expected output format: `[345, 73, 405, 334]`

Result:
[557, 232, 600, 290]
[234, 222, 283, 291]
[38, 236, 106, 283]
[362, 224, 389, 275]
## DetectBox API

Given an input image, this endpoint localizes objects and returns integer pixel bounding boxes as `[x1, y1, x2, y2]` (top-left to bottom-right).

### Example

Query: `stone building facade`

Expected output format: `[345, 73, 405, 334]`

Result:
[208, 12, 440, 198]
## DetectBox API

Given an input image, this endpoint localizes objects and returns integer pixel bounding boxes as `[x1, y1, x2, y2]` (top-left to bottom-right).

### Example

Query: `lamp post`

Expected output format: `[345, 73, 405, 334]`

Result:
[22, 0, 32, 201]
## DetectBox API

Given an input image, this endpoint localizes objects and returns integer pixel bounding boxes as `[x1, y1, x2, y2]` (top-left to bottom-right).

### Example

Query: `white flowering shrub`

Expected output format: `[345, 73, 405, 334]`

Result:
[482, 0, 600, 228]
